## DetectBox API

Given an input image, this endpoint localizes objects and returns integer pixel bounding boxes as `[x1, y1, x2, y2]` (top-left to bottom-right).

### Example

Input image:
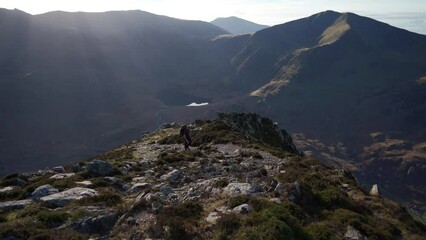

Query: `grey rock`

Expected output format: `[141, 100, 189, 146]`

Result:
[76, 181, 93, 187]
[40, 187, 98, 207]
[126, 217, 137, 225]
[0, 199, 32, 211]
[31, 184, 59, 200]
[223, 183, 256, 196]
[370, 184, 380, 196]
[145, 170, 155, 177]
[159, 185, 174, 196]
[274, 183, 287, 195]
[160, 169, 182, 183]
[0, 186, 15, 192]
[269, 198, 282, 204]
[232, 204, 252, 214]
[50, 173, 75, 179]
[75, 213, 118, 234]
[129, 183, 152, 193]
[73, 162, 84, 172]
[86, 159, 113, 176]
[132, 176, 147, 183]
[53, 166, 65, 173]
[104, 176, 124, 184]
[344, 225, 367, 240]
[206, 211, 221, 224]
[119, 166, 131, 175]
[139, 160, 151, 168]
[186, 187, 197, 197]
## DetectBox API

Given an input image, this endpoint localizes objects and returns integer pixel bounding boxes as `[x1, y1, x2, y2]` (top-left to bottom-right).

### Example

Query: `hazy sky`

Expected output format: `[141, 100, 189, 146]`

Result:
[1, 0, 425, 34]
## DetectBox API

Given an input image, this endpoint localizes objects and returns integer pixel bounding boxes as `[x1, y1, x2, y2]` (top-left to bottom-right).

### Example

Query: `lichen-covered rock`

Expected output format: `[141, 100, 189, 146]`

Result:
[223, 183, 257, 196]
[86, 159, 113, 176]
[31, 184, 59, 200]
[40, 187, 98, 207]
[160, 169, 182, 182]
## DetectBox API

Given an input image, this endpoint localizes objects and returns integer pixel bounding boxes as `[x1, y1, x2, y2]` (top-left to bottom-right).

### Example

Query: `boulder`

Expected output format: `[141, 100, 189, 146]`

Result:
[53, 166, 65, 173]
[159, 185, 174, 196]
[129, 183, 152, 193]
[50, 173, 75, 179]
[75, 213, 118, 234]
[223, 183, 256, 196]
[86, 160, 113, 176]
[0, 186, 15, 193]
[0, 199, 32, 211]
[76, 181, 93, 187]
[40, 187, 98, 207]
[31, 184, 59, 200]
[160, 169, 182, 183]
[232, 204, 252, 214]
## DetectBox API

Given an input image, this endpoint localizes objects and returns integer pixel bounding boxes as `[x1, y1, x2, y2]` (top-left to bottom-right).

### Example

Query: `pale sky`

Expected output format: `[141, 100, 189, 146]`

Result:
[1, 0, 425, 34]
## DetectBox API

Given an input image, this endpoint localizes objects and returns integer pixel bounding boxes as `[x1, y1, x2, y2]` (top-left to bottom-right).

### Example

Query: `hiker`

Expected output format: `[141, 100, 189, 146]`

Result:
[180, 125, 192, 150]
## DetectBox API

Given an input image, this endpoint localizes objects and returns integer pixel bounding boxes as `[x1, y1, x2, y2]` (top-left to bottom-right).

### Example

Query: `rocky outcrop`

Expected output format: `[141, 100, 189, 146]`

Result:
[31, 184, 59, 200]
[217, 112, 301, 155]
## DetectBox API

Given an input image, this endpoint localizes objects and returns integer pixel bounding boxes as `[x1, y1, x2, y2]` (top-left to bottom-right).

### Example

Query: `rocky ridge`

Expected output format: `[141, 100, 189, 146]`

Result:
[0, 113, 425, 239]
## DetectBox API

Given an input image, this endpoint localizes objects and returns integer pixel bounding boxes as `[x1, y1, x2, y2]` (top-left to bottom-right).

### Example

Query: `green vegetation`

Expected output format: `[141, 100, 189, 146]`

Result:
[92, 145, 136, 161]
[0, 209, 86, 240]
[37, 210, 70, 227]
[215, 214, 241, 240]
[149, 202, 204, 239]
[157, 149, 204, 164]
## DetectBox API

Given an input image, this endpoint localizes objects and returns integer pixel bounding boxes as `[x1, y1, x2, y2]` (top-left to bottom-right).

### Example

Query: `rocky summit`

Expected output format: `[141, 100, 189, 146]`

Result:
[0, 113, 424, 239]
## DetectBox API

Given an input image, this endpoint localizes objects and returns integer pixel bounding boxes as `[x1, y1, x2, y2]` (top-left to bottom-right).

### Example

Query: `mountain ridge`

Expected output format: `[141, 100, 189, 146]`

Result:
[0, 112, 424, 239]
[211, 16, 268, 34]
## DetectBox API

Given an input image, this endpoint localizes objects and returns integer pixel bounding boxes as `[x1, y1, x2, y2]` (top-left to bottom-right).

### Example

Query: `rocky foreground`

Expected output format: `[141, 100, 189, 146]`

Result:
[0, 113, 425, 239]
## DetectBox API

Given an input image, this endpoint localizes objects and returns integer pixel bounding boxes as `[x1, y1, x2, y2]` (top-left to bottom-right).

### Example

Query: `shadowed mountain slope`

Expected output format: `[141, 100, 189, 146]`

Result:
[0, 8, 228, 173]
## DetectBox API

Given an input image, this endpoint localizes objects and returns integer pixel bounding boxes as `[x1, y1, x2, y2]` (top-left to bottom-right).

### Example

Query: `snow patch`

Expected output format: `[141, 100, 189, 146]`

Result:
[187, 102, 209, 107]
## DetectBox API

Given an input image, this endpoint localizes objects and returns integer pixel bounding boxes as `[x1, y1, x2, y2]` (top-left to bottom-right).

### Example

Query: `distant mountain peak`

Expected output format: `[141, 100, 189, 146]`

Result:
[211, 16, 269, 34]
